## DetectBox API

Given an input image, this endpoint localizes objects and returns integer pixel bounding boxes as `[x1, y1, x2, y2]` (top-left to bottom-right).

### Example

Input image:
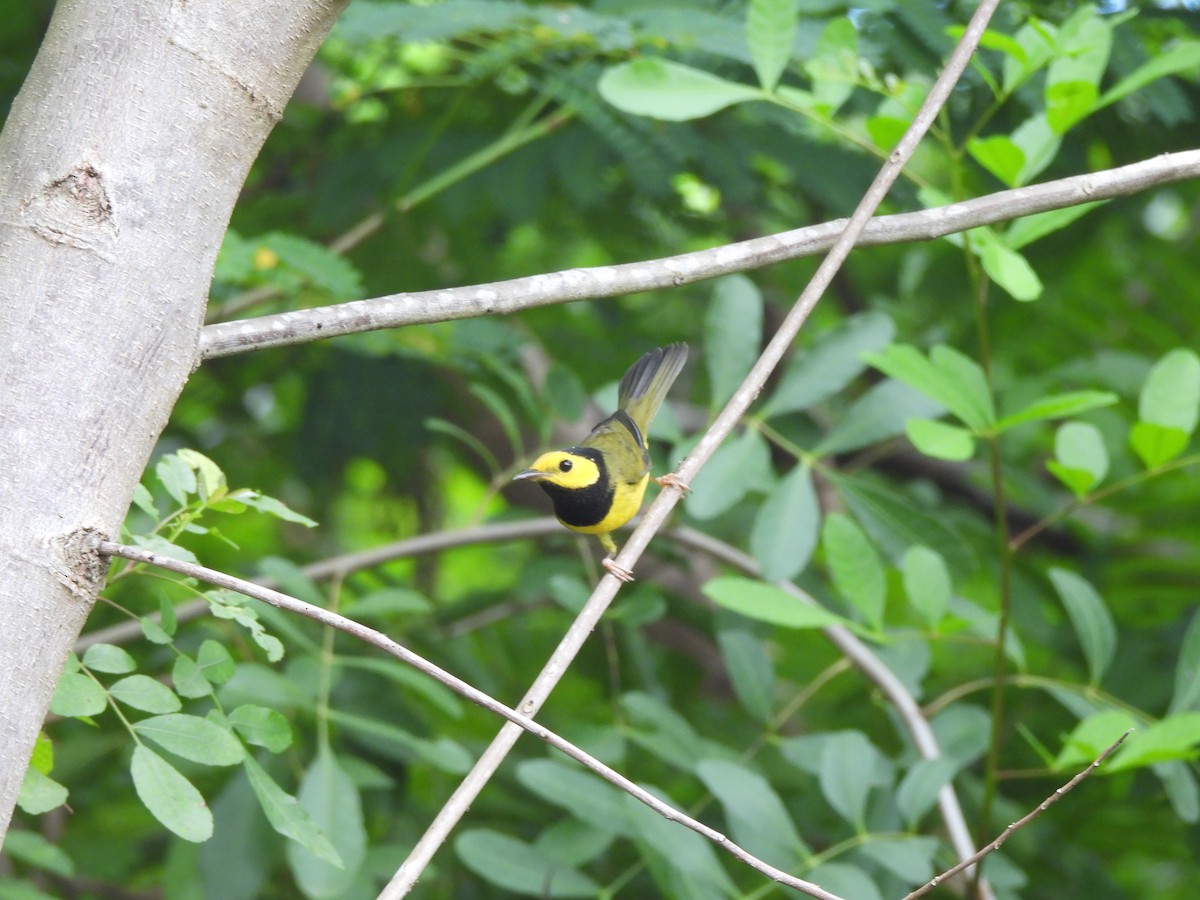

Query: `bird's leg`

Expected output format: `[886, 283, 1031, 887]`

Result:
[654, 472, 691, 494]
[598, 533, 635, 582]
[601, 556, 636, 583]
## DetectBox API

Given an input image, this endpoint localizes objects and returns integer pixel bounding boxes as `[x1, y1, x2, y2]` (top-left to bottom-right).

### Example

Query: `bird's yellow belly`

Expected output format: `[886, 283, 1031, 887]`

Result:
[560, 474, 649, 536]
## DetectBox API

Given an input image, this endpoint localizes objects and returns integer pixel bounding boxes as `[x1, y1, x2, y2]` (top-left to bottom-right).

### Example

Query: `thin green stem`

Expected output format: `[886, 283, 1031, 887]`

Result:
[1010, 452, 1200, 551]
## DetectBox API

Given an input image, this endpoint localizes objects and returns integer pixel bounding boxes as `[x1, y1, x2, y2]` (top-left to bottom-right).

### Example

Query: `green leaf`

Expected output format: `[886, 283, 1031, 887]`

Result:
[1006, 201, 1106, 250]
[141, 615, 174, 645]
[1138, 348, 1200, 434]
[1045, 11, 1110, 132]
[807, 863, 883, 900]
[229, 704, 294, 753]
[703, 577, 848, 630]
[1002, 19, 1057, 94]
[50, 671, 106, 717]
[176, 449, 227, 502]
[243, 756, 342, 867]
[1170, 611, 1200, 715]
[972, 227, 1043, 301]
[685, 428, 770, 520]
[822, 514, 885, 630]
[1097, 40, 1200, 110]
[82, 642, 136, 674]
[157, 453, 197, 506]
[131, 746, 213, 843]
[172, 654, 213, 699]
[517, 759, 631, 837]
[325, 710, 473, 774]
[746, 0, 798, 91]
[834, 474, 976, 579]
[17, 767, 68, 816]
[902, 546, 952, 628]
[598, 58, 762, 122]
[996, 390, 1118, 432]
[336, 656, 464, 720]
[109, 675, 182, 714]
[624, 789, 738, 898]
[896, 758, 956, 827]
[1129, 422, 1190, 469]
[860, 836, 940, 884]
[704, 275, 762, 408]
[287, 750, 366, 897]
[715, 623, 775, 722]
[235, 491, 318, 527]
[456, 830, 600, 898]
[819, 731, 886, 830]
[260, 232, 363, 300]
[805, 17, 858, 115]
[1054, 709, 1136, 769]
[1048, 569, 1116, 686]
[815, 379, 944, 456]
[749, 464, 819, 582]
[762, 311, 895, 417]
[1047, 422, 1108, 496]
[866, 343, 994, 430]
[906, 418, 976, 461]
[1, 829, 75, 877]
[1010, 113, 1061, 185]
[967, 135, 1024, 187]
[197, 640, 237, 686]
[131, 482, 158, 518]
[1112, 713, 1200, 772]
[1046, 80, 1098, 134]
[134, 714, 244, 766]
[696, 759, 807, 862]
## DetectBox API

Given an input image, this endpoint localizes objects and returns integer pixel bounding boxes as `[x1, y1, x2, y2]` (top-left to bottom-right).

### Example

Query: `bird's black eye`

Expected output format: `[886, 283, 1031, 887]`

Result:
[559, 459, 573, 472]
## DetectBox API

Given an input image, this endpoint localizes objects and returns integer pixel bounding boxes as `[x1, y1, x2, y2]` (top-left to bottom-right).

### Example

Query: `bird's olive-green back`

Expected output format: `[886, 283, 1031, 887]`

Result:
[578, 343, 687, 483]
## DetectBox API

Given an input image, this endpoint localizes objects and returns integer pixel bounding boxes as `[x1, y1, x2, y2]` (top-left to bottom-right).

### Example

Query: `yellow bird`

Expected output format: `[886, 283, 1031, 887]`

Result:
[514, 343, 688, 582]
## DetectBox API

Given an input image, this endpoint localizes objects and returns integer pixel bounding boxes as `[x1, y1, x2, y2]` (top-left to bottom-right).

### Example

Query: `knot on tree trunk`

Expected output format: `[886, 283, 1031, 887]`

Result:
[47, 526, 111, 601]
[20, 164, 118, 253]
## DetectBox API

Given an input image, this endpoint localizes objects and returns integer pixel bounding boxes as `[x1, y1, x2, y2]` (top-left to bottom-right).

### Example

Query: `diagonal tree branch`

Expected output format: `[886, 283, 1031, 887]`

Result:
[381, 2, 1005, 896]
[93, 539, 846, 900]
[902, 730, 1131, 900]
[200, 149, 1200, 359]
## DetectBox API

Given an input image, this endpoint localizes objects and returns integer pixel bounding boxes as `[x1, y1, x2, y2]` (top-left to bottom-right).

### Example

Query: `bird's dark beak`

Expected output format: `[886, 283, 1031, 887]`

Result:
[512, 469, 544, 482]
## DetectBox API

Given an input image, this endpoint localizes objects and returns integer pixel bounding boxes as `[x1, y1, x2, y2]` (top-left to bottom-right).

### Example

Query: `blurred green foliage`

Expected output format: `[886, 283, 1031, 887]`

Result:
[5, 0, 1200, 898]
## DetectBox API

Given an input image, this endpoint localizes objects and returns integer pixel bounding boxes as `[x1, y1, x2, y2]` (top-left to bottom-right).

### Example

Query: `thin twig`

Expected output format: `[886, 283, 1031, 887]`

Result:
[78, 518, 559, 651]
[902, 730, 1132, 900]
[382, 3, 1004, 896]
[93, 539, 844, 900]
[200, 149, 1200, 359]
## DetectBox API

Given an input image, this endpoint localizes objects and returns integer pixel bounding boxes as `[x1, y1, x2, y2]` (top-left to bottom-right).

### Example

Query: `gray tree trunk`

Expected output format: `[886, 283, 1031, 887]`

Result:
[0, 0, 346, 841]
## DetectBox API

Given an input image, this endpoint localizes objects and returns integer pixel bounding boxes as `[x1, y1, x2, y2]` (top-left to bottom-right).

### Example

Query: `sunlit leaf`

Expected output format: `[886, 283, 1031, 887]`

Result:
[599, 59, 762, 121]
[703, 577, 848, 630]
[747, 0, 798, 91]
[906, 418, 976, 461]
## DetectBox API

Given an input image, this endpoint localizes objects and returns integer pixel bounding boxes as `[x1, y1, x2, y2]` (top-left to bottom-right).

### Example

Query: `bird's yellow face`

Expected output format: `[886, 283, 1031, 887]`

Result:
[515, 450, 602, 491]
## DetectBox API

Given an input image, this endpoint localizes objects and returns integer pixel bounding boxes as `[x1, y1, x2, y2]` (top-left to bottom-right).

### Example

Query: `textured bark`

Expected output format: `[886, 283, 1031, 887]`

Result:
[0, 0, 346, 840]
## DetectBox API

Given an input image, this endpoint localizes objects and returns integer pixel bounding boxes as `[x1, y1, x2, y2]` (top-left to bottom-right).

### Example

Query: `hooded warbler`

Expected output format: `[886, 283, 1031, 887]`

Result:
[514, 343, 688, 581]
